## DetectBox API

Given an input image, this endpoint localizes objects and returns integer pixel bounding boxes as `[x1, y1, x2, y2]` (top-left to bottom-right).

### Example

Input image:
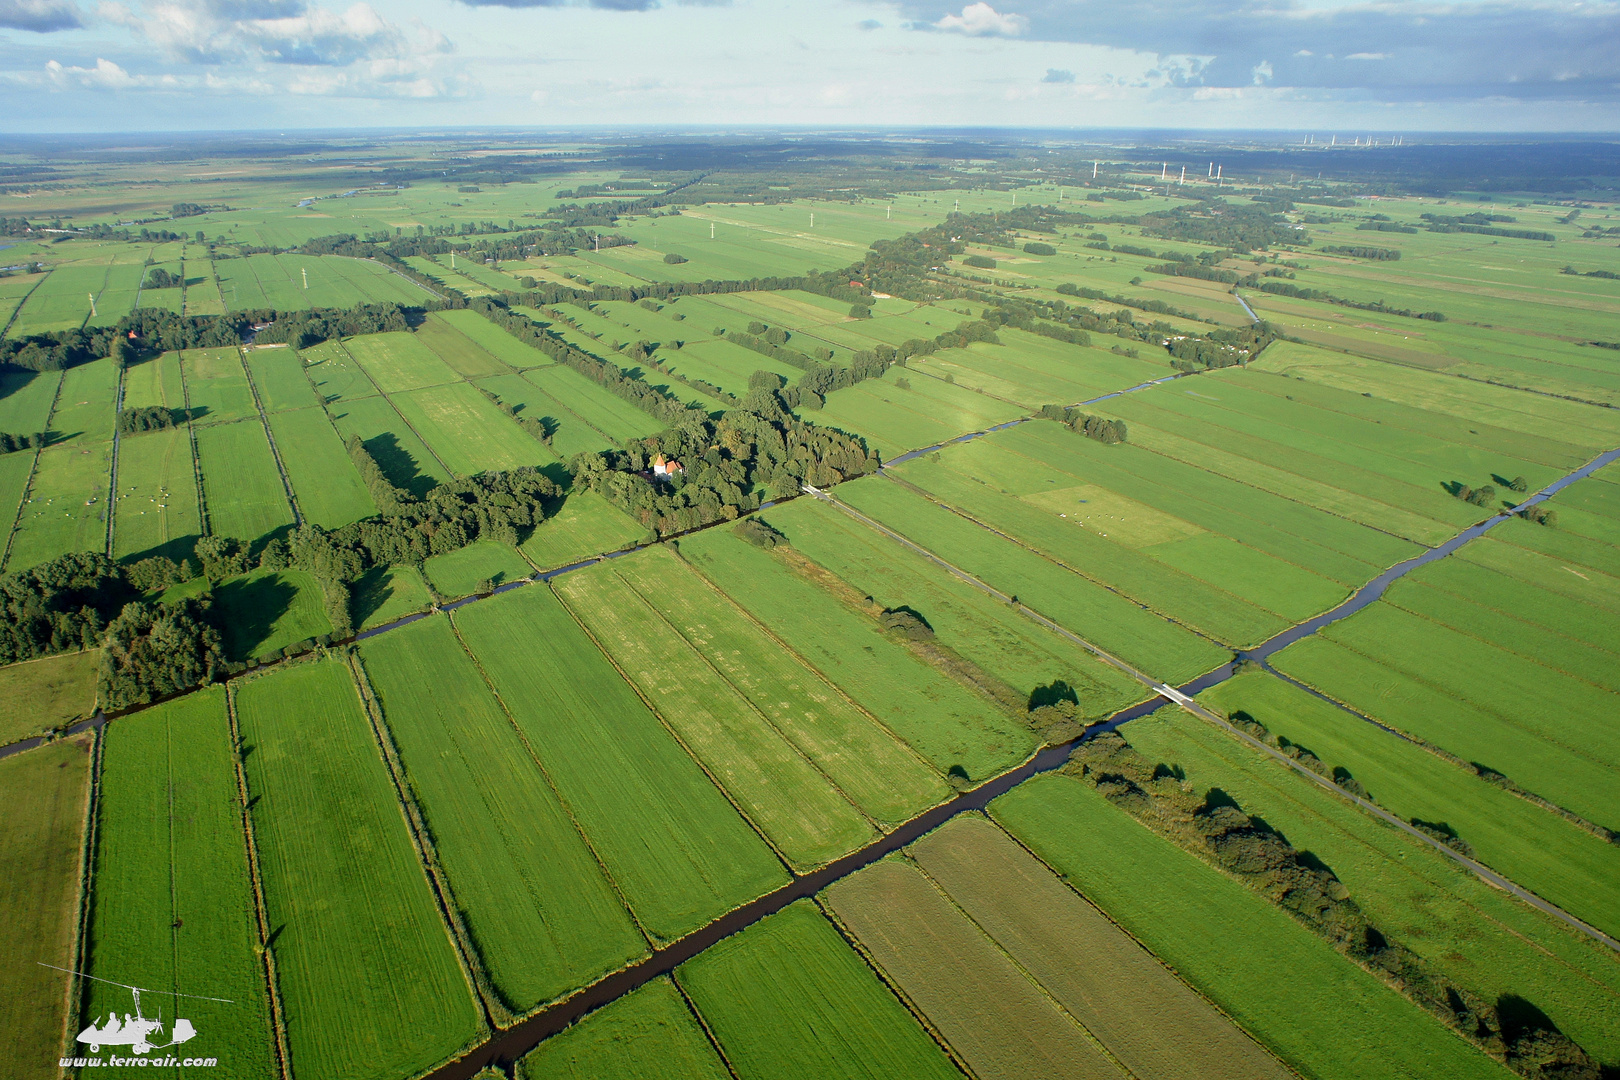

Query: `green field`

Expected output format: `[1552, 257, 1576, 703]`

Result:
[519, 490, 648, 568]
[236, 661, 480, 1080]
[351, 563, 434, 629]
[434, 309, 554, 369]
[266, 406, 376, 529]
[612, 545, 950, 825]
[415, 313, 513, 379]
[215, 253, 428, 311]
[84, 690, 275, 1075]
[344, 332, 459, 394]
[678, 527, 1037, 784]
[422, 539, 532, 596]
[0, 737, 91, 1080]
[391, 381, 554, 475]
[193, 421, 293, 543]
[111, 426, 201, 563]
[518, 977, 730, 1080]
[1164, 677, 1620, 1063]
[556, 560, 877, 870]
[6, 441, 110, 572]
[119, 354, 184, 413]
[0, 369, 62, 434]
[807, 365, 1025, 460]
[0, 650, 97, 744]
[328, 393, 452, 496]
[11, 262, 105, 335]
[524, 365, 666, 442]
[677, 900, 963, 1080]
[452, 586, 788, 943]
[49, 357, 119, 446]
[212, 568, 332, 660]
[301, 340, 381, 405]
[992, 774, 1511, 1080]
[477, 373, 618, 457]
[359, 618, 646, 1013]
[246, 348, 320, 412]
[180, 347, 257, 425]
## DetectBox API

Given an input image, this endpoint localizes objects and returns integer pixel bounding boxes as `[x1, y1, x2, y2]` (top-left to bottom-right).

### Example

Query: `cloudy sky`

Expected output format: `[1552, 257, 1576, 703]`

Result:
[2, 0, 1615, 132]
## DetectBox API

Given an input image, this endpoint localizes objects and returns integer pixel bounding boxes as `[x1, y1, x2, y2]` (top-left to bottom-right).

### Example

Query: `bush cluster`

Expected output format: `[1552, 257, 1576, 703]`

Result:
[1037, 405, 1127, 443]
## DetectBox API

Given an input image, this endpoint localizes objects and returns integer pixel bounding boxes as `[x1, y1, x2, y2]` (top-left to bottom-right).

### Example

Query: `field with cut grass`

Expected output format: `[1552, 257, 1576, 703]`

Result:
[0, 369, 61, 434]
[236, 660, 480, 1080]
[180, 347, 257, 425]
[213, 568, 332, 660]
[49, 357, 119, 446]
[119, 354, 184, 413]
[193, 420, 293, 543]
[360, 618, 646, 1013]
[215, 253, 427, 311]
[422, 539, 532, 596]
[524, 364, 666, 442]
[344, 332, 460, 394]
[0, 736, 91, 1080]
[435, 309, 554, 369]
[301, 340, 381, 405]
[6, 441, 111, 572]
[246, 348, 319, 412]
[556, 560, 877, 870]
[1165, 677, 1620, 1063]
[267, 405, 376, 528]
[328, 393, 452, 496]
[992, 774, 1512, 1080]
[111, 426, 201, 563]
[0, 650, 97, 744]
[519, 490, 647, 568]
[351, 563, 434, 629]
[517, 977, 730, 1080]
[478, 373, 618, 457]
[453, 586, 788, 943]
[677, 900, 963, 1080]
[392, 381, 553, 475]
[678, 527, 1037, 784]
[805, 366, 1024, 460]
[414, 313, 512, 379]
[84, 690, 275, 1076]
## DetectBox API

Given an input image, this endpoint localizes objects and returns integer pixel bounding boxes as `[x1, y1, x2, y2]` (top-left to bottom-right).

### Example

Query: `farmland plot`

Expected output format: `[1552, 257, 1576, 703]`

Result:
[677, 900, 962, 1080]
[6, 441, 111, 572]
[807, 367, 1024, 460]
[180, 348, 257, 425]
[359, 619, 645, 1012]
[301, 340, 381, 405]
[213, 569, 331, 661]
[678, 527, 1036, 783]
[415, 313, 511, 379]
[524, 365, 666, 442]
[453, 586, 788, 943]
[517, 978, 730, 1080]
[246, 348, 319, 412]
[236, 661, 480, 1080]
[434, 309, 554, 369]
[266, 407, 375, 529]
[193, 421, 293, 543]
[11, 264, 104, 335]
[85, 690, 275, 1076]
[344, 332, 459, 394]
[391, 382, 554, 475]
[423, 539, 532, 597]
[519, 490, 647, 569]
[351, 564, 434, 629]
[477, 373, 617, 457]
[111, 426, 202, 563]
[119, 354, 184, 413]
[49, 358, 120, 446]
[827, 857, 1129, 1080]
[992, 774, 1511, 1080]
[614, 545, 949, 825]
[556, 561, 876, 870]
[0, 737, 91, 1080]
[0, 369, 61, 434]
[329, 394, 451, 496]
[0, 650, 97, 745]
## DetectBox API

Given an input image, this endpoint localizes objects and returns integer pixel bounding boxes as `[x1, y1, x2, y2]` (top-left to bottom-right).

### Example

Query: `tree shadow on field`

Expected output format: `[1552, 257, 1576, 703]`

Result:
[213, 574, 297, 661]
[363, 432, 437, 498]
[1029, 679, 1080, 711]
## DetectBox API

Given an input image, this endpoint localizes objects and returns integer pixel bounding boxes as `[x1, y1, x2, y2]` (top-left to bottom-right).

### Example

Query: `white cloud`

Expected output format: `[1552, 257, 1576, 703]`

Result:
[45, 56, 177, 88]
[1345, 52, 1387, 60]
[1251, 59, 1272, 84]
[0, 0, 84, 31]
[934, 2, 1026, 36]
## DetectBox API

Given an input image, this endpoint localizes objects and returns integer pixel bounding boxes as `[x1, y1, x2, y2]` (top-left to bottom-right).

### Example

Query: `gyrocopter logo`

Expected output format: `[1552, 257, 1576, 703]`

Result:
[42, 963, 228, 1068]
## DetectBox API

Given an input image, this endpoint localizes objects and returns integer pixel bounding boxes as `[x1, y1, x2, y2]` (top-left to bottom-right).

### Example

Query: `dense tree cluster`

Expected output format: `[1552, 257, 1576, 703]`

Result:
[1145, 261, 1244, 284]
[98, 597, 224, 709]
[254, 302, 410, 348]
[1257, 280, 1445, 321]
[962, 254, 997, 269]
[1137, 199, 1299, 252]
[143, 267, 181, 289]
[1356, 221, 1418, 234]
[1021, 242, 1056, 256]
[0, 431, 44, 454]
[1521, 504, 1558, 526]
[1454, 482, 1498, 507]
[1036, 405, 1127, 443]
[0, 552, 132, 665]
[117, 406, 176, 434]
[1320, 245, 1401, 260]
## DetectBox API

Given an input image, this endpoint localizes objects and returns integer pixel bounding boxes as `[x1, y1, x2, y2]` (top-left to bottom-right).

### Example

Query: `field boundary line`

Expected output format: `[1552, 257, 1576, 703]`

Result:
[0, 369, 66, 572]
[178, 351, 212, 537]
[546, 575, 803, 878]
[224, 682, 293, 1080]
[62, 724, 102, 1069]
[664, 973, 746, 1080]
[238, 346, 302, 528]
[341, 649, 503, 1033]
[334, 337, 458, 480]
[812, 895, 989, 1080]
[102, 362, 125, 557]
[442, 614, 659, 954]
[605, 565, 883, 834]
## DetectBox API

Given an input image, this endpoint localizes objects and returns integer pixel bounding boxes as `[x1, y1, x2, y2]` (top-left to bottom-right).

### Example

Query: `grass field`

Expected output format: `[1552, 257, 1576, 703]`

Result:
[830, 478, 1230, 685]
[11, 263, 104, 335]
[6, 441, 111, 572]
[215, 254, 427, 311]
[827, 856, 1129, 1079]
[212, 569, 332, 660]
[344, 332, 459, 394]
[453, 586, 788, 943]
[678, 527, 1037, 784]
[0, 650, 97, 744]
[85, 690, 275, 1075]
[266, 406, 376, 529]
[0, 736, 91, 1080]
[434, 309, 554, 369]
[556, 560, 877, 870]
[992, 773, 1511, 1080]
[351, 564, 434, 629]
[119, 355, 184, 414]
[613, 545, 949, 825]
[1156, 677, 1620, 1064]
[0, 370, 62, 435]
[111, 426, 201, 563]
[193, 421, 293, 543]
[301, 340, 381, 405]
[765, 496, 1149, 718]
[180, 348, 257, 425]
[806, 366, 1025, 460]
[49, 357, 119, 447]
[415, 314, 512, 379]
[908, 814, 1293, 1080]
[328, 393, 452, 496]
[677, 900, 963, 1080]
[422, 539, 532, 596]
[391, 381, 554, 475]
[524, 364, 666, 442]
[517, 977, 730, 1080]
[236, 660, 480, 1080]
[477, 373, 618, 457]
[245, 348, 320, 412]
[520, 490, 647, 569]
[359, 618, 646, 1012]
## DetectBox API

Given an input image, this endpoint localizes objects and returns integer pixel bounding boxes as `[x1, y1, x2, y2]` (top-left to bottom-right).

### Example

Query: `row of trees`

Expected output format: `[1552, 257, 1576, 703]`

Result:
[1321, 245, 1401, 260]
[1037, 405, 1128, 443]
[1258, 280, 1446, 321]
[117, 406, 176, 434]
[0, 431, 44, 454]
